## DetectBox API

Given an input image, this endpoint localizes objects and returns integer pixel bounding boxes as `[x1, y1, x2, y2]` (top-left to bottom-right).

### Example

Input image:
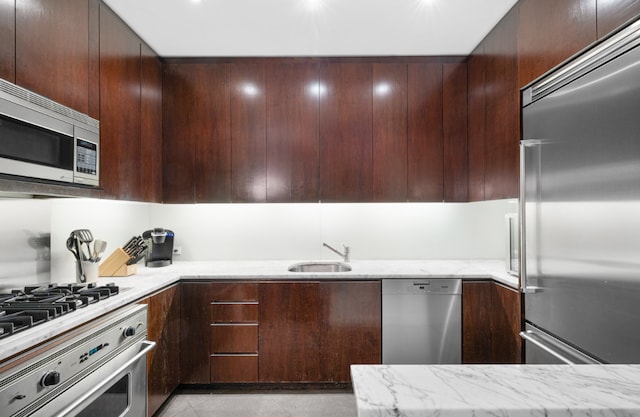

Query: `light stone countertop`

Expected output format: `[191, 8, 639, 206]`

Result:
[351, 364, 640, 417]
[0, 259, 516, 364]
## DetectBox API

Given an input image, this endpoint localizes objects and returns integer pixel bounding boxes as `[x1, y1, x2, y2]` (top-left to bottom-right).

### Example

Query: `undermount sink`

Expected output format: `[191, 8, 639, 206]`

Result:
[288, 262, 352, 273]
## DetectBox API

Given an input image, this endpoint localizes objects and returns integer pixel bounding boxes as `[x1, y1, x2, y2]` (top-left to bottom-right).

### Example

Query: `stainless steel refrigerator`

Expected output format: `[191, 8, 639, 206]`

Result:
[520, 18, 640, 364]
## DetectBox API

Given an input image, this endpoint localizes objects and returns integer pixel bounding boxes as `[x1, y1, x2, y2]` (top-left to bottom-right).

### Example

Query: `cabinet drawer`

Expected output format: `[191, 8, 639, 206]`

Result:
[211, 283, 258, 302]
[211, 324, 258, 353]
[211, 303, 258, 323]
[210, 355, 258, 383]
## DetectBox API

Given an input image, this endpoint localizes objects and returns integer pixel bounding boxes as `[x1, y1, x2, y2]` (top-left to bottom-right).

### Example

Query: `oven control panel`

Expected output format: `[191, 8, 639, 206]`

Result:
[0, 304, 147, 417]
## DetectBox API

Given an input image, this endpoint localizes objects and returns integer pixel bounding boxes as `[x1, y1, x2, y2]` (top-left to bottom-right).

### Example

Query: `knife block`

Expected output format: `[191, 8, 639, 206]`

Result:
[98, 248, 137, 277]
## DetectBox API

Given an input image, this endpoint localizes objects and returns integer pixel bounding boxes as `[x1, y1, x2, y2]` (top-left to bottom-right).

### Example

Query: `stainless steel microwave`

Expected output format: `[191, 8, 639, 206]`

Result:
[505, 212, 519, 276]
[0, 78, 99, 187]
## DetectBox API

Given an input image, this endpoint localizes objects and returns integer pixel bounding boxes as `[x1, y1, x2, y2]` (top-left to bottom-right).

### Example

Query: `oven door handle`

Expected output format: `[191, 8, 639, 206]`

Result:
[54, 340, 156, 417]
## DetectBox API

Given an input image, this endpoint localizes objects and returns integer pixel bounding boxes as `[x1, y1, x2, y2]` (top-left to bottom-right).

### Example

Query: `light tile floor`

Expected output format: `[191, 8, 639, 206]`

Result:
[154, 389, 359, 417]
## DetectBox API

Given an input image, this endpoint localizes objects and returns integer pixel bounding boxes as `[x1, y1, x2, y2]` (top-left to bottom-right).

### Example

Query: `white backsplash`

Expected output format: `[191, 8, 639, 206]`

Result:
[149, 199, 516, 261]
[1, 197, 516, 286]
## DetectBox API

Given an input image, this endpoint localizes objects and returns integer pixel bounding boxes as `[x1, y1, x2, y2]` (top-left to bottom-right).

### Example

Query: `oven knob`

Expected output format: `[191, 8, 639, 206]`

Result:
[123, 326, 136, 338]
[40, 371, 61, 387]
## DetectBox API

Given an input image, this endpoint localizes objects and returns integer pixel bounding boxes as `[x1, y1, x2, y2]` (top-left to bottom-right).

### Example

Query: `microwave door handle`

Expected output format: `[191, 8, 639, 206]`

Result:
[519, 331, 576, 364]
[53, 340, 156, 417]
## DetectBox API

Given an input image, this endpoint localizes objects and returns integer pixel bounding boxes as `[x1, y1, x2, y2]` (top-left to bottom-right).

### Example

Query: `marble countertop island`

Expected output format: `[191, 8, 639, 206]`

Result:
[351, 364, 640, 417]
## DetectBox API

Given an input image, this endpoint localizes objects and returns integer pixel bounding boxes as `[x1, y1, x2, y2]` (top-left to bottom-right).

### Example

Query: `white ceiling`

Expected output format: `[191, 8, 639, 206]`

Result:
[102, 0, 518, 57]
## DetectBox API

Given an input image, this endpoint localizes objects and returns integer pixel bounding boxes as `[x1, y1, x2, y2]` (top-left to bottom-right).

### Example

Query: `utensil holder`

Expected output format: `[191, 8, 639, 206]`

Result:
[99, 248, 137, 277]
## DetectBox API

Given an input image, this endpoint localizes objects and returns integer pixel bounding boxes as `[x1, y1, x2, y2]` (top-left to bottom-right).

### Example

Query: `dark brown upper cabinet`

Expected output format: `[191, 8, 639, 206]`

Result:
[0, 0, 15, 82]
[467, 5, 522, 201]
[443, 63, 468, 202]
[265, 62, 320, 202]
[467, 46, 486, 202]
[482, 7, 519, 201]
[597, 0, 640, 38]
[140, 44, 163, 203]
[518, 0, 597, 87]
[319, 62, 373, 202]
[163, 63, 232, 203]
[99, 4, 142, 200]
[408, 63, 444, 202]
[372, 63, 408, 202]
[15, 0, 91, 114]
[230, 63, 267, 202]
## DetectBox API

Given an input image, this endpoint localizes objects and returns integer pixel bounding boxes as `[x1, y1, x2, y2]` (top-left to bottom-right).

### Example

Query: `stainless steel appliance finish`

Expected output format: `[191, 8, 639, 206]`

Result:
[521, 19, 640, 364]
[0, 304, 154, 417]
[0, 77, 99, 187]
[382, 278, 461, 364]
[520, 324, 600, 364]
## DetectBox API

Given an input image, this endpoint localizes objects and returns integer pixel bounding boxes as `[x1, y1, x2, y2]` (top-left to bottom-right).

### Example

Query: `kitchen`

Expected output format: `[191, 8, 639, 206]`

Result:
[1, 0, 640, 416]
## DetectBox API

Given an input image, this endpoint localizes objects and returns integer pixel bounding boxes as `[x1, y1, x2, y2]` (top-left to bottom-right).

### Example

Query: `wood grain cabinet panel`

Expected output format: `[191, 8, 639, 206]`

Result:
[319, 281, 382, 383]
[15, 0, 90, 113]
[518, 0, 597, 87]
[180, 283, 211, 384]
[163, 63, 232, 203]
[211, 324, 258, 353]
[211, 303, 258, 323]
[140, 44, 163, 203]
[483, 7, 519, 201]
[259, 282, 321, 382]
[597, 0, 640, 38]
[211, 355, 258, 383]
[372, 63, 408, 202]
[146, 285, 181, 417]
[462, 281, 522, 364]
[407, 63, 444, 202]
[0, 0, 15, 82]
[442, 63, 468, 202]
[319, 63, 373, 202]
[467, 47, 486, 202]
[266, 62, 320, 202]
[211, 282, 258, 301]
[99, 5, 141, 200]
[231, 62, 267, 202]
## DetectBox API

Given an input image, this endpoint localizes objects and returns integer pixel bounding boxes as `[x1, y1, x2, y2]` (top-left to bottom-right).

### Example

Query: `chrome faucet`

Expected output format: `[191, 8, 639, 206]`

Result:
[323, 242, 350, 263]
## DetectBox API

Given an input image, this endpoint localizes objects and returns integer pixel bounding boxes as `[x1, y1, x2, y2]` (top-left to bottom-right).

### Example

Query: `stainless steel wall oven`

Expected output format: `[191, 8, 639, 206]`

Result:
[0, 304, 154, 417]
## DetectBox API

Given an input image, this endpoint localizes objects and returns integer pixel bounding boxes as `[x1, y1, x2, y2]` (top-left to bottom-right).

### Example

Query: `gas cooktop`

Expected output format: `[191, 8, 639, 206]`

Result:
[0, 283, 120, 340]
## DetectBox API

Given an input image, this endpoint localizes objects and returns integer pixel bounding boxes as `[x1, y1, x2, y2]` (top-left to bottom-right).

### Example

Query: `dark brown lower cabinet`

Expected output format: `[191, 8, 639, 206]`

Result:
[259, 282, 321, 382]
[143, 284, 181, 417]
[180, 283, 211, 384]
[259, 280, 382, 383]
[462, 280, 522, 364]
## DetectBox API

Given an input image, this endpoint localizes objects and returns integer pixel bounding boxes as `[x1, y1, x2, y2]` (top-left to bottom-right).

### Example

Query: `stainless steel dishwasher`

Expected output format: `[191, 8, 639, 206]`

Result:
[382, 278, 461, 364]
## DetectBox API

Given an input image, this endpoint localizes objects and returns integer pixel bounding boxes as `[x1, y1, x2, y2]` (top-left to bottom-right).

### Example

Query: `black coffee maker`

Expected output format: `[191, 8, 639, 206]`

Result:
[142, 228, 174, 267]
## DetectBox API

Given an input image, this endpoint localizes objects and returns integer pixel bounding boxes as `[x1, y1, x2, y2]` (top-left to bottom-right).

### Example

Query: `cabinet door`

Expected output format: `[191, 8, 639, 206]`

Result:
[163, 63, 231, 203]
[597, 0, 640, 38]
[319, 63, 373, 202]
[467, 47, 486, 202]
[180, 283, 211, 383]
[147, 285, 181, 417]
[259, 282, 320, 382]
[140, 45, 163, 203]
[407, 63, 444, 202]
[462, 281, 522, 364]
[266, 62, 320, 202]
[319, 281, 382, 382]
[15, 0, 90, 114]
[518, 0, 597, 87]
[373, 63, 408, 202]
[99, 5, 141, 200]
[231, 62, 267, 202]
[483, 8, 519, 200]
[0, 0, 15, 82]
[442, 63, 468, 202]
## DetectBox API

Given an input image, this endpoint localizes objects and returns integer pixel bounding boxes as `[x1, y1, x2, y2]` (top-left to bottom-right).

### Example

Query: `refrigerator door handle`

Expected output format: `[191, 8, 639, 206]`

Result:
[519, 330, 576, 364]
[519, 140, 542, 294]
